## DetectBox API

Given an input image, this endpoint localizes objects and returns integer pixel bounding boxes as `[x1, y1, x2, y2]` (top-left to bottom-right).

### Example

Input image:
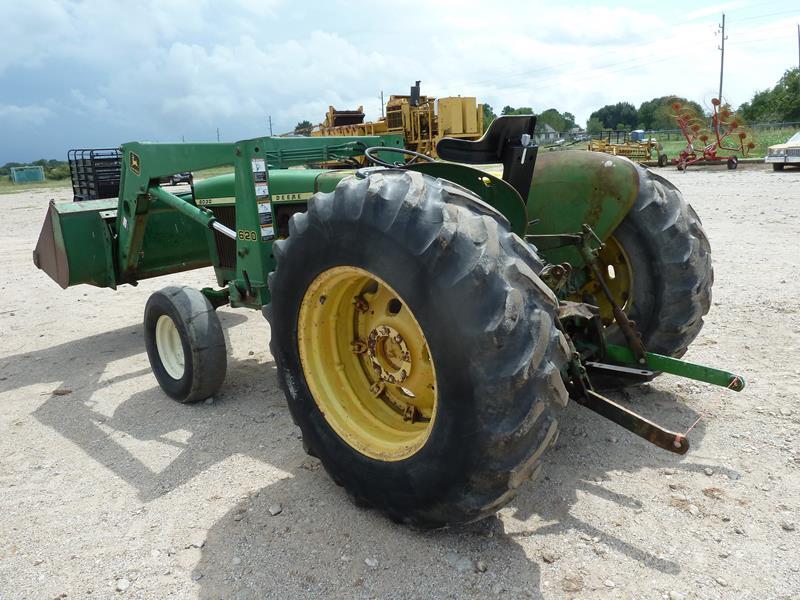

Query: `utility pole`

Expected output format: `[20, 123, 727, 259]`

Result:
[797, 23, 799, 70]
[380, 91, 384, 118]
[216, 127, 220, 142]
[717, 13, 727, 103]
[268, 115, 273, 136]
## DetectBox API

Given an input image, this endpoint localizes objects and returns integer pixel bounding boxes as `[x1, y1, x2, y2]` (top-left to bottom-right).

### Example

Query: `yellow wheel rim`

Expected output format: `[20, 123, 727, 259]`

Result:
[574, 235, 634, 325]
[297, 266, 437, 461]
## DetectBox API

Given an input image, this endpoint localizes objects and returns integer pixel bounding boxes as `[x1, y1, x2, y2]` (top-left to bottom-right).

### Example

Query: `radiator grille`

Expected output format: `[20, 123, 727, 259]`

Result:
[211, 206, 236, 269]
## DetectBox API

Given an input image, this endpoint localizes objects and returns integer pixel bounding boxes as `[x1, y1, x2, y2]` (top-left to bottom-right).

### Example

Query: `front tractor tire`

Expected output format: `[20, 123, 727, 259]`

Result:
[144, 286, 227, 403]
[268, 170, 570, 528]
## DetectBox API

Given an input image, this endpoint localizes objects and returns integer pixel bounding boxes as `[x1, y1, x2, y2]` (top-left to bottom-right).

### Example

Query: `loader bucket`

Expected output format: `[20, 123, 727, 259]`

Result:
[33, 199, 117, 289]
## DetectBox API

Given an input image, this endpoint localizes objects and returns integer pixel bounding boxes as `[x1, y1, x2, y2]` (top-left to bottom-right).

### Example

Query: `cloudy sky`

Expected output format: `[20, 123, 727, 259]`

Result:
[1, 0, 798, 163]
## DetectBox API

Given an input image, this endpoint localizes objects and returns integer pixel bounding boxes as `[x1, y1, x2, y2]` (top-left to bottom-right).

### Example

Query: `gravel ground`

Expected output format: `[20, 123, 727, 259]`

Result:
[1, 164, 798, 599]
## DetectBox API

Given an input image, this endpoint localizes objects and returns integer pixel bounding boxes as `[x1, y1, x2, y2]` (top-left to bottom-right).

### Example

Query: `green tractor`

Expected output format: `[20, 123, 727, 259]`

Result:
[34, 116, 741, 528]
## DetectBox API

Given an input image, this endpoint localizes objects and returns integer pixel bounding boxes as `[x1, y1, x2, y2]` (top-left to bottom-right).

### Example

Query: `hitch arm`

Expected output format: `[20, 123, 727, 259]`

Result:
[597, 344, 746, 391]
[576, 390, 689, 454]
[560, 330, 690, 455]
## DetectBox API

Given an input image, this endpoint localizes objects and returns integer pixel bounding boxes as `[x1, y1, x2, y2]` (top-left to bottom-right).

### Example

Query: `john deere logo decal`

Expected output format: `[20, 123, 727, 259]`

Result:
[130, 152, 141, 175]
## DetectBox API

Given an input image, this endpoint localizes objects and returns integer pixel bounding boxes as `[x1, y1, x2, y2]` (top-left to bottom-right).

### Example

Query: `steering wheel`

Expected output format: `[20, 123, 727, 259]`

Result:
[364, 146, 435, 168]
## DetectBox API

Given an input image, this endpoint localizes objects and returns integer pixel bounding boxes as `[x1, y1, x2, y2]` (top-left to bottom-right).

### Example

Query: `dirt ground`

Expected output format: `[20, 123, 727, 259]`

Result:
[1, 164, 798, 600]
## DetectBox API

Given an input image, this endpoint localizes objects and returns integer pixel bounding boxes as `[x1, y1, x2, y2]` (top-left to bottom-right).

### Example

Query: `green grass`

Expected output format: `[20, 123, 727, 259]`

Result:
[193, 166, 234, 180]
[0, 166, 231, 196]
[658, 127, 796, 159]
[0, 176, 71, 195]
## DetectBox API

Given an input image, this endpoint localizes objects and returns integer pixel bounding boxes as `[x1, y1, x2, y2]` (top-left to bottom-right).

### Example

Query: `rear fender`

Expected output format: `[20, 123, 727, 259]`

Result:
[526, 151, 640, 268]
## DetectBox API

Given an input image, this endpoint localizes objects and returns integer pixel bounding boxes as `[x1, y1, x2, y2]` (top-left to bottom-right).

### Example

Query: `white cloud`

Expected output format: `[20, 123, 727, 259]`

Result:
[1, 0, 797, 161]
[686, 2, 747, 21]
[0, 103, 53, 125]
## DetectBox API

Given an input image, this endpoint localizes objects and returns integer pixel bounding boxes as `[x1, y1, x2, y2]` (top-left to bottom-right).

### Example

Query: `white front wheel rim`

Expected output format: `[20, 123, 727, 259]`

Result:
[155, 315, 185, 379]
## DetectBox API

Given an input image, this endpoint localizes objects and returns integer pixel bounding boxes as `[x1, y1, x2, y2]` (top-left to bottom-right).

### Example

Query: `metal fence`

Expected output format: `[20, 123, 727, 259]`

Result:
[9, 166, 45, 183]
[577, 121, 800, 142]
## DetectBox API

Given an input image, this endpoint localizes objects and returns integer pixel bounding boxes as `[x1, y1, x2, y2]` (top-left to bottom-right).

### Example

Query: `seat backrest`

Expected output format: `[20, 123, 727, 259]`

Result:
[436, 115, 537, 164]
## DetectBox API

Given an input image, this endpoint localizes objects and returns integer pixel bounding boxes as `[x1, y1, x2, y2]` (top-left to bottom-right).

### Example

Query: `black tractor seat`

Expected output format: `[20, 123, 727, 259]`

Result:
[436, 115, 539, 200]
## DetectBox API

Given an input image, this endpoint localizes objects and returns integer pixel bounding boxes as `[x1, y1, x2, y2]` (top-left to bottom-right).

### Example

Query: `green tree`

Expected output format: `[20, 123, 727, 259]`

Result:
[501, 106, 534, 116]
[0, 162, 24, 176]
[537, 108, 566, 133]
[482, 103, 497, 129]
[294, 120, 313, 134]
[562, 111, 577, 130]
[586, 116, 604, 134]
[46, 165, 70, 179]
[638, 96, 704, 130]
[589, 102, 638, 130]
[738, 67, 800, 122]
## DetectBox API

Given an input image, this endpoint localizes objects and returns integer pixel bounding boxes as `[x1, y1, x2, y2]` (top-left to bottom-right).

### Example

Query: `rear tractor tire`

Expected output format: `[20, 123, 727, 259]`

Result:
[586, 166, 713, 387]
[267, 169, 570, 528]
[144, 286, 227, 403]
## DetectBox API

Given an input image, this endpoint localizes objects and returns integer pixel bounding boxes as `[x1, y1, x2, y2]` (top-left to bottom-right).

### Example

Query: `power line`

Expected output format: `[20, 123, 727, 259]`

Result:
[441, 10, 800, 95]
[718, 13, 728, 102]
[734, 9, 800, 23]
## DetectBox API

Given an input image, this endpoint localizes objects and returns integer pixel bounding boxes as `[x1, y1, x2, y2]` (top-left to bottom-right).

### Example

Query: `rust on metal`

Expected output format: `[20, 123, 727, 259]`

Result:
[352, 295, 369, 313]
[580, 226, 647, 364]
[539, 262, 572, 292]
[727, 376, 744, 391]
[578, 390, 690, 454]
[366, 325, 411, 384]
[33, 202, 70, 289]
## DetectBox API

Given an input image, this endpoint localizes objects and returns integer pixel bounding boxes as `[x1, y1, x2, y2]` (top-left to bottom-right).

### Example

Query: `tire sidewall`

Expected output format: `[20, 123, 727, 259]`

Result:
[144, 292, 195, 401]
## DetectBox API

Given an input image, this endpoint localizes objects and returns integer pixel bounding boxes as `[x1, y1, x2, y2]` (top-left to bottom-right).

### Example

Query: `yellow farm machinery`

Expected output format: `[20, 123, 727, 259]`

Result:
[588, 130, 669, 166]
[311, 81, 484, 158]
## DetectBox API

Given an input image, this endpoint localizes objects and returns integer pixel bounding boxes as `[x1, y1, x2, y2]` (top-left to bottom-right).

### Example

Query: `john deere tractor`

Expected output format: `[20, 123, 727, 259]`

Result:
[34, 116, 742, 528]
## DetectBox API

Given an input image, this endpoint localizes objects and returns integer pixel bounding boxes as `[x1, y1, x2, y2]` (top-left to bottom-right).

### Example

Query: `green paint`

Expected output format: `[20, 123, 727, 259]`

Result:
[229, 138, 274, 308]
[406, 162, 528, 236]
[36, 138, 643, 306]
[605, 344, 746, 391]
[37, 199, 116, 288]
[525, 151, 640, 268]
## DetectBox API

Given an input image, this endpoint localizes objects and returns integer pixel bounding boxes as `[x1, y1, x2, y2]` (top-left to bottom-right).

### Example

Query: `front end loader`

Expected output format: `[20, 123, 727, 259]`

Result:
[34, 116, 743, 528]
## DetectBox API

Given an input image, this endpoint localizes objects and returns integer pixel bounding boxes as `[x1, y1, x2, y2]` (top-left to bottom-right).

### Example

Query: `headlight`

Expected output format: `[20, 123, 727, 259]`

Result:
[770, 148, 785, 156]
